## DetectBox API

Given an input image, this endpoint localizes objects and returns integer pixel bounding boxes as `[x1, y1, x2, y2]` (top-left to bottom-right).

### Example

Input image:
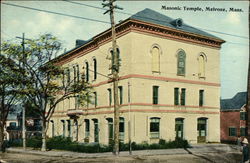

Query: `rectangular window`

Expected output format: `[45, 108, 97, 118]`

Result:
[199, 90, 204, 106]
[150, 118, 160, 138]
[180, 88, 186, 106]
[85, 120, 90, 137]
[174, 88, 179, 105]
[118, 86, 123, 105]
[67, 120, 71, 137]
[76, 65, 79, 82]
[108, 88, 112, 106]
[67, 69, 70, 85]
[94, 92, 97, 107]
[153, 86, 159, 104]
[240, 127, 246, 136]
[229, 127, 236, 137]
[240, 112, 246, 120]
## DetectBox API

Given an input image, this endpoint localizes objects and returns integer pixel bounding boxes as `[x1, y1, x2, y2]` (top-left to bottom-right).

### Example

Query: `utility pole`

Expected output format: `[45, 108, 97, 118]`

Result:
[16, 33, 31, 150]
[102, 0, 122, 155]
[247, 5, 250, 141]
[16, 33, 26, 150]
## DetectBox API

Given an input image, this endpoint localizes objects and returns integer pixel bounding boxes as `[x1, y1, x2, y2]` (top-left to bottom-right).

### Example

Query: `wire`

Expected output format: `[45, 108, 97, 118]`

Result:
[63, 0, 249, 40]
[2, 2, 110, 24]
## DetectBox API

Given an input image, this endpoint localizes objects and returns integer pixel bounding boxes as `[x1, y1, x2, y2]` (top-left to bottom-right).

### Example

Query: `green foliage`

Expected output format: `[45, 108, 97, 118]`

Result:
[8, 136, 189, 153]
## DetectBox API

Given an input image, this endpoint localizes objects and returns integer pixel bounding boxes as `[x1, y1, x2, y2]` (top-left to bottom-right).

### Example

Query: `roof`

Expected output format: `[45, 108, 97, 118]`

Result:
[130, 8, 221, 40]
[55, 8, 223, 61]
[221, 92, 247, 110]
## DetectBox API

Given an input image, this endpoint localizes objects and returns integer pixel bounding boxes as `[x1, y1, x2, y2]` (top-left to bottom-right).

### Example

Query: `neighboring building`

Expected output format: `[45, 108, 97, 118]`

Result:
[221, 92, 248, 143]
[6, 105, 42, 141]
[48, 8, 225, 144]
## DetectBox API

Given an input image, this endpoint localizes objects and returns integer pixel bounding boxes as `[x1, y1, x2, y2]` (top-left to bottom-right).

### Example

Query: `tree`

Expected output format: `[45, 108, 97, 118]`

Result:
[0, 52, 25, 152]
[1, 34, 91, 151]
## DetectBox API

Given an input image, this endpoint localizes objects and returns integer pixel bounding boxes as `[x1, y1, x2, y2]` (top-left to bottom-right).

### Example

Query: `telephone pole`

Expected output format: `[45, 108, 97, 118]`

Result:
[102, 0, 122, 155]
[16, 33, 31, 150]
[16, 33, 26, 150]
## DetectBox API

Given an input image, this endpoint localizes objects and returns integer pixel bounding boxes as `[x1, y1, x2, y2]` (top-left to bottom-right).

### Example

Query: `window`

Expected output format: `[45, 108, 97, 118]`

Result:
[119, 117, 125, 142]
[73, 65, 76, 83]
[153, 86, 159, 104]
[150, 117, 160, 138]
[93, 119, 99, 142]
[67, 120, 71, 137]
[85, 62, 89, 82]
[93, 58, 97, 80]
[152, 46, 160, 72]
[177, 50, 186, 75]
[118, 86, 123, 105]
[75, 95, 80, 109]
[199, 90, 204, 106]
[108, 88, 112, 106]
[198, 54, 206, 78]
[175, 118, 184, 139]
[61, 120, 65, 137]
[180, 88, 186, 106]
[240, 112, 246, 120]
[67, 68, 70, 85]
[229, 127, 236, 137]
[93, 92, 97, 107]
[174, 88, 179, 105]
[85, 119, 90, 137]
[197, 118, 207, 136]
[240, 127, 246, 136]
[107, 118, 113, 144]
[50, 120, 54, 137]
[110, 48, 120, 73]
[76, 65, 79, 82]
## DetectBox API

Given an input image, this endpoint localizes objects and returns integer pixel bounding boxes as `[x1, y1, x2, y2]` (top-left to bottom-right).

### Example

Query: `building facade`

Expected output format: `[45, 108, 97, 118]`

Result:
[221, 92, 248, 143]
[48, 8, 225, 144]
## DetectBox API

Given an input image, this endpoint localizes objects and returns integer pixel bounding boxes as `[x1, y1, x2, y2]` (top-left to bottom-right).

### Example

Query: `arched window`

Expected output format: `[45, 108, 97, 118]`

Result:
[198, 54, 206, 78]
[85, 62, 89, 82]
[110, 48, 120, 73]
[152, 46, 160, 72]
[177, 50, 186, 76]
[93, 58, 97, 80]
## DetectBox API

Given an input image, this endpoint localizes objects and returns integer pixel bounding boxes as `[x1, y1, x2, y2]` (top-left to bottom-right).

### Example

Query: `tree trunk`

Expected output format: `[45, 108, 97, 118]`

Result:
[0, 124, 4, 152]
[41, 120, 47, 152]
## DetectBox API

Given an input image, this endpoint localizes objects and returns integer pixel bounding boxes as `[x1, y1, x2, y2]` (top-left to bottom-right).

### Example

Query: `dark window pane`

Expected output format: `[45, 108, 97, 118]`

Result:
[181, 88, 186, 106]
[153, 86, 159, 104]
[174, 88, 179, 105]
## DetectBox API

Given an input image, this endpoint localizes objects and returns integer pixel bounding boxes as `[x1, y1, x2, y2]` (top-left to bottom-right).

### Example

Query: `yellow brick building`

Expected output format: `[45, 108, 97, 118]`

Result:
[48, 8, 225, 144]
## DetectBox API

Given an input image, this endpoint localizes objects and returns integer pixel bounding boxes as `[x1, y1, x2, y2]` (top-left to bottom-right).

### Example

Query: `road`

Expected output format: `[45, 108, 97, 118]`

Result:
[0, 152, 242, 163]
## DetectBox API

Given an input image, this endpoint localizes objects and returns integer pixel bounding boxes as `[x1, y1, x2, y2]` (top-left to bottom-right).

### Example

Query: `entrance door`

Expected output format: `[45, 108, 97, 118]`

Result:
[197, 118, 207, 143]
[175, 118, 184, 139]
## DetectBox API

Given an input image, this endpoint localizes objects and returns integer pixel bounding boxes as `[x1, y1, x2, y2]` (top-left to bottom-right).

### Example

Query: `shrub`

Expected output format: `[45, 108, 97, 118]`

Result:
[27, 136, 42, 149]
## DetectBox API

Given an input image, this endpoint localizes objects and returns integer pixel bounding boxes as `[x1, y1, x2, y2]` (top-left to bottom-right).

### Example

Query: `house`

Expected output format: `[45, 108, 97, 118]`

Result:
[220, 92, 248, 143]
[48, 8, 225, 144]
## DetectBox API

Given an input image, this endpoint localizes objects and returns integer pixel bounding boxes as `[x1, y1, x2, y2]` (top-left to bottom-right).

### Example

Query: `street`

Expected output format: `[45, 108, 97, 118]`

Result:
[0, 151, 242, 163]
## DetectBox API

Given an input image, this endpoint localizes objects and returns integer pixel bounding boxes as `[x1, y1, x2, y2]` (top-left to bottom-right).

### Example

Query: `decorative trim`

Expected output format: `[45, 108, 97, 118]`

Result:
[54, 19, 224, 65]
[92, 74, 220, 87]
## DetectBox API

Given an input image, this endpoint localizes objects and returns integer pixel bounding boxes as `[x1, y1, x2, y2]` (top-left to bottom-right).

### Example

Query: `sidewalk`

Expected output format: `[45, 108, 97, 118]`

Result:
[6, 144, 240, 159]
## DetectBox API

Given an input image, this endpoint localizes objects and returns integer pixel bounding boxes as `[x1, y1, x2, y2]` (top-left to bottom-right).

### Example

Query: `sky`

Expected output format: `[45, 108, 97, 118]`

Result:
[1, 1, 249, 99]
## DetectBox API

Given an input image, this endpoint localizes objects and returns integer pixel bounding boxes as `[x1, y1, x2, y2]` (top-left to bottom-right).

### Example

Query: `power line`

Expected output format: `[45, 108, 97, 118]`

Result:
[2, 2, 110, 24]
[63, 0, 248, 40]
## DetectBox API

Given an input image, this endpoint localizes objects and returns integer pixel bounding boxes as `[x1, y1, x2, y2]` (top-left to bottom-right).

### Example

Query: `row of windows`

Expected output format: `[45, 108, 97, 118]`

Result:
[151, 46, 207, 78]
[63, 46, 207, 87]
[229, 127, 247, 137]
[51, 117, 208, 141]
[153, 86, 205, 106]
[73, 86, 205, 109]
[63, 58, 97, 86]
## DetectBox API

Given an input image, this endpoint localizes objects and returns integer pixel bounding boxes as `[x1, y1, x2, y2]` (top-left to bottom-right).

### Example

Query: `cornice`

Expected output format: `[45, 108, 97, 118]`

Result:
[55, 18, 224, 65]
